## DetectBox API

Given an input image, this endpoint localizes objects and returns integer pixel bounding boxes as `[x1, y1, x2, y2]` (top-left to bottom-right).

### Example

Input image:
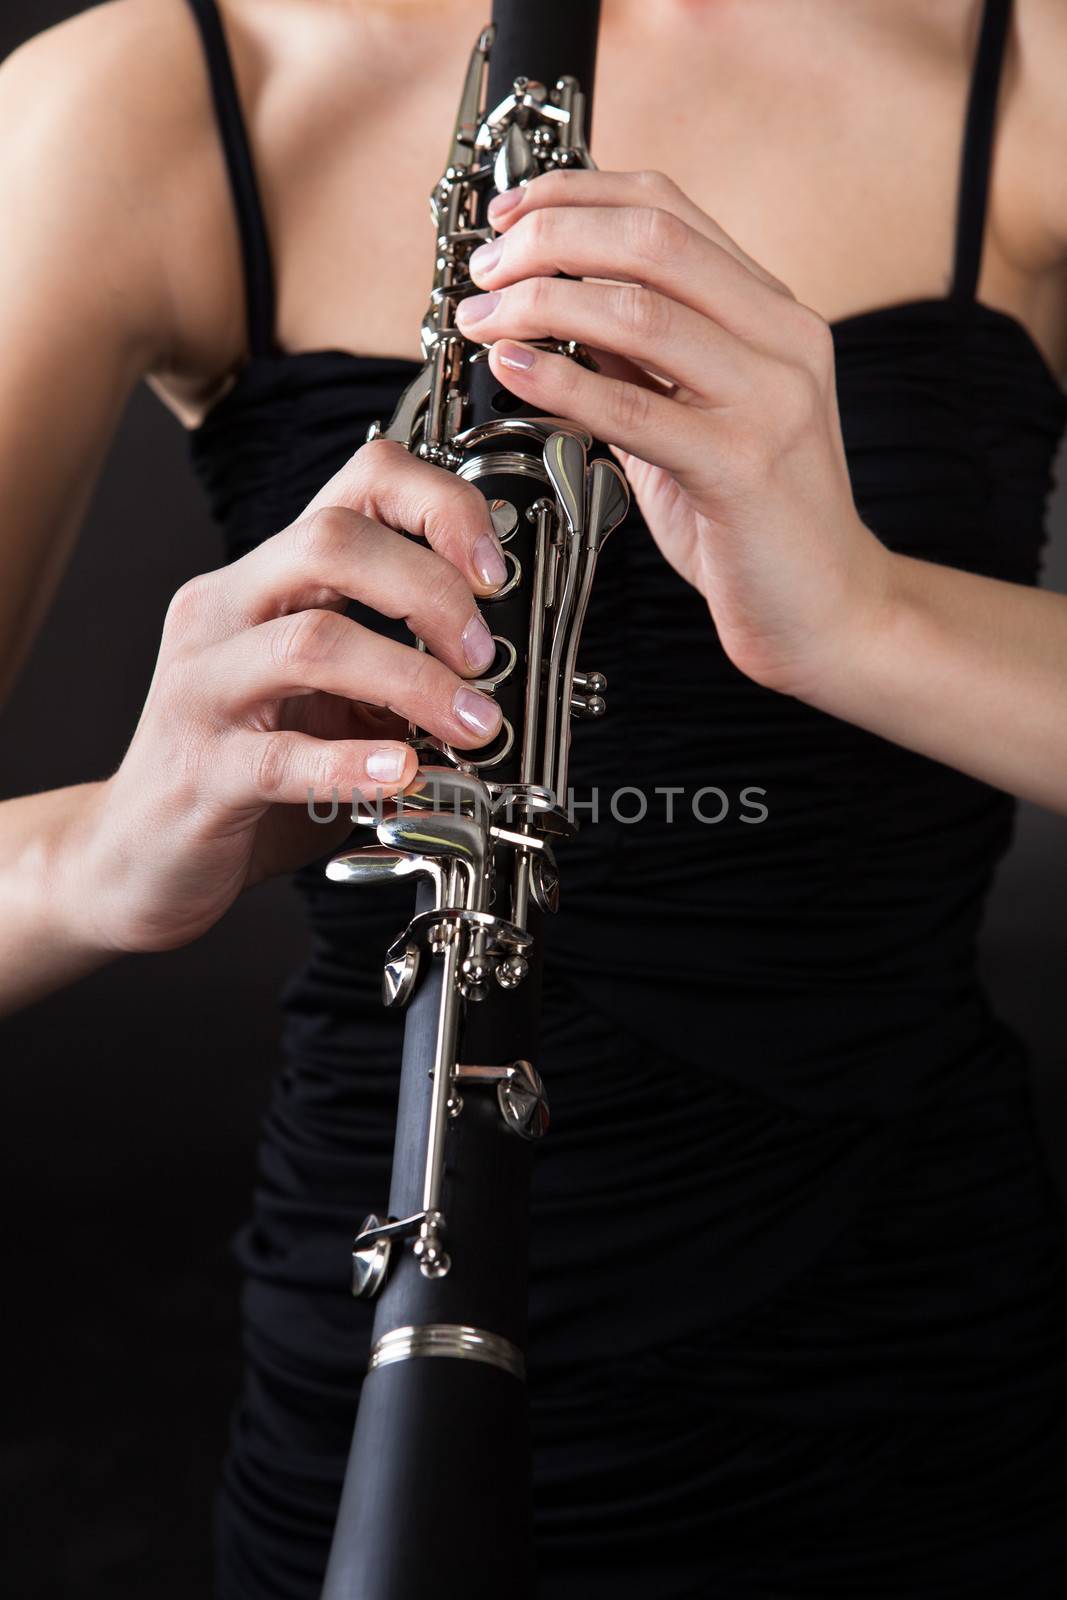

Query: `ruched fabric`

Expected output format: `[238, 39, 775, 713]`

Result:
[195, 313, 1067, 1597]
[184, 0, 1067, 1592]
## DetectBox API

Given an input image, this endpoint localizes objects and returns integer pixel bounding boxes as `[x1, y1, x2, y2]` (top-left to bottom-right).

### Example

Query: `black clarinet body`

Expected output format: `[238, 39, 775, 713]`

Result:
[321, 6, 622, 1595]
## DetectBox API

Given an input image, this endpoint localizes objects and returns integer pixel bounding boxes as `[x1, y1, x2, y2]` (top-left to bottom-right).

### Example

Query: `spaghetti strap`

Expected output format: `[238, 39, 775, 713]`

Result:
[952, 0, 1013, 301]
[185, 0, 276, 358]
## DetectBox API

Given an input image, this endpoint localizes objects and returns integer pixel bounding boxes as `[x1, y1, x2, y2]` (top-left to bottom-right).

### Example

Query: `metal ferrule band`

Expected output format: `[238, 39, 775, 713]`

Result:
[368, 1324, 526, 1382]
[456, 452, 550, 485]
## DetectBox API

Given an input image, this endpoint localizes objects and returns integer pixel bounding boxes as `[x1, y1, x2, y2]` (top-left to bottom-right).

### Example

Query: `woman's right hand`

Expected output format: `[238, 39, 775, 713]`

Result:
[68, 438, 509, 955]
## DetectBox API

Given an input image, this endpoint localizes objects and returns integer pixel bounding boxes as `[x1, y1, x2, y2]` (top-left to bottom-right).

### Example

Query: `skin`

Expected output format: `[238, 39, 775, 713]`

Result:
[461, 169, 1067, 800]
[1, 0, 1067, 1016]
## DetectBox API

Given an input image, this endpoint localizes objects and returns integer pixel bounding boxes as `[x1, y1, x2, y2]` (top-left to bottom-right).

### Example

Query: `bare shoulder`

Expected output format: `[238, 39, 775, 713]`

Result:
[0, 0, 245, 379]
[1, 0, 187, 88]
[0, 0, 189, 204]
[1007, 0, 1067, 260]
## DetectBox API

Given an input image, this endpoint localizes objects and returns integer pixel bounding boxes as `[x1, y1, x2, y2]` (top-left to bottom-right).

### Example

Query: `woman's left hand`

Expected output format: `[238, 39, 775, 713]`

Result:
[455, 169, 893, 702]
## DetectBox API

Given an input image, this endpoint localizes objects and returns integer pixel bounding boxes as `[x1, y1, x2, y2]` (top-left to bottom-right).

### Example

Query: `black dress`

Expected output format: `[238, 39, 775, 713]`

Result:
[183, 0, 1067, 1594]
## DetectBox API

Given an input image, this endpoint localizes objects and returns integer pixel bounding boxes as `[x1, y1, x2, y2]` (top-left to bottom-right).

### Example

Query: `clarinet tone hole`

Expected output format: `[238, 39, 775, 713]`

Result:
[444, 717, 515, 771]
[491, 388, 524, 415]
[488, 498, 519, 541]
[484, 549, 522, 601]
[473, 636, 518, 690]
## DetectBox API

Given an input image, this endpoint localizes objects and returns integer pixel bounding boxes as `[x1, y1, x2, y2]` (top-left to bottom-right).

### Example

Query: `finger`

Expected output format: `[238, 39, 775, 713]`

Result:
[200, 608, 504, 752]
[470, 203, 792, 349]
[353, 702, 409, 738]
[584, 346, 705, 408]
[485, 340, 706, 478]
[209, 507, 499, 677]
[488, 167, 792, 296]
[455, 276, 747, 403]
[224, 731, 420, 808]
[302, 437, 508, 596]
[576, 343, 688, 396]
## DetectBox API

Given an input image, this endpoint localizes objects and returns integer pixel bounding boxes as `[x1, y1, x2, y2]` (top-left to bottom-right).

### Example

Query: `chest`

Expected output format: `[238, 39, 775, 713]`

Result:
[264, 2, 992, 360]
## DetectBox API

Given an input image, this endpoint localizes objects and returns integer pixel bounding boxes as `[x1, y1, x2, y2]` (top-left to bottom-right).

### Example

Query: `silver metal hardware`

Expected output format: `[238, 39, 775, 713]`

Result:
[494, 121, 536, 191]
[326, 847, 446, 906]
[380, 943, 419, 1009]
[488, 498, 519, 540]
[520, 500, 553, 786]
[417, 918, 462, 1278]
[453, 1060, 549, 1140]
[554, 455, 628, 793]
[351, 1212, 430, 1300]
[457, 452, 551, 486]
[540, 431, 587, 796]
[472, 635, 518, 691]
[378, 810, 490, 915]
[413, 1209, 451, 1280]
[586, 453, 631, 551]
[487, 549, 523, 601]
[543, 430, 586, 538]
[400, 768, 494, 819]
[351, 1213, 393, 1300]
[499, 1060, 549, 1138]
[326, 29, 628, 1291]
[529, 849, 560, 915]
[452, 418, 592, 453]
[368, 1324, 526, 1382]
[443, 718, 516, 772]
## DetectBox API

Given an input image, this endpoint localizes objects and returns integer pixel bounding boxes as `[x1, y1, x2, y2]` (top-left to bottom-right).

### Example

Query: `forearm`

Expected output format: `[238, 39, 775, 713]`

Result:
[0, 781, 117, 1017]
[812, 550, 1067, 812]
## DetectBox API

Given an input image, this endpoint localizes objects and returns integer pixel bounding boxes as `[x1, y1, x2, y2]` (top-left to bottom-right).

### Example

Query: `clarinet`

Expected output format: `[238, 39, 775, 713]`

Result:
[321, 5, 624, 1594]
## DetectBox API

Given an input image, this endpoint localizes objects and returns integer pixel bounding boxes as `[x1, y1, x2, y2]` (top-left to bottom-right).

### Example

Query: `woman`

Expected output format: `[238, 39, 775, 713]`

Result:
[2, 0, 1066, 1593]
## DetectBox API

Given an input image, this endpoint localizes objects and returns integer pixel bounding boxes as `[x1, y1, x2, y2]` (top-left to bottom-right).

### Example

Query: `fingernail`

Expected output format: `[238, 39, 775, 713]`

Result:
[497, 342, 536, 371]
[366, 747, 406, 783]
[488, 189, 523, 222]
[454, 686, 501, 739]
[457, 290, 501, 327]
[474, 533, 507, 589]
[469, 238, 502, 280]
[462, 613, 496, 673]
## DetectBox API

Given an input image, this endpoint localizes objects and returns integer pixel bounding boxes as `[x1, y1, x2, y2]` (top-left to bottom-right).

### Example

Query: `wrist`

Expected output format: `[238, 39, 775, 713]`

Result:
[43, 778, 127, 960]
[801, 536, 911, 723]
[0, 781, 120, 1016]
[798, 525, 903, 713]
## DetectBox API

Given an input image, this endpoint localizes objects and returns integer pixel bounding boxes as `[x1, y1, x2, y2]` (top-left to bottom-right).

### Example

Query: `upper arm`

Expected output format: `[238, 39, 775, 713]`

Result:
[0, 1, 206, 703]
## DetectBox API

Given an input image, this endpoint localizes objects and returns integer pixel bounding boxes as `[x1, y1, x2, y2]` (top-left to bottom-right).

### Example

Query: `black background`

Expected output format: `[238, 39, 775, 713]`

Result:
[1, 4, 1065, 1596]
